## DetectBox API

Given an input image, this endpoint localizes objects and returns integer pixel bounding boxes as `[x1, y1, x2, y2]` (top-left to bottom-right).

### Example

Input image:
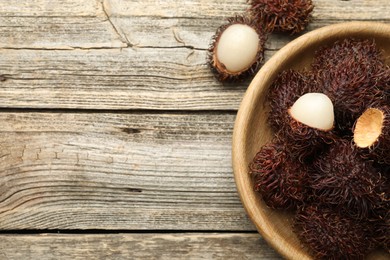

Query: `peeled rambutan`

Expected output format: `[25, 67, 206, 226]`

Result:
[354, 105, 390, 164]
[249, 139, 310, 210]
[312, 38, 387, 133]
[208, 15, 267, 81]
[311, 139, 386, 219]
[249, 0, 314, 34]
[267, 69, 319, 132]
[295, 204, 375, 259]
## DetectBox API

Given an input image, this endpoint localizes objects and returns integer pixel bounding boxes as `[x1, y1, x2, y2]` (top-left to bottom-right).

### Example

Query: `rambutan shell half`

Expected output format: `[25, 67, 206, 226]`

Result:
[354, 105, 390, 164]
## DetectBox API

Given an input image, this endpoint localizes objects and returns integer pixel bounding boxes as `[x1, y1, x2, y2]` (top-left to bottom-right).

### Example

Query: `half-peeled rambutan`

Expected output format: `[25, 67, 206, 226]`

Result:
[249, 139, 310, 210]
[354, 105, 390, 165]
[295, 204, 375, 259]
[311, 139, 386, 219]
[312, 38, 387, 133]
[208, 15, 267, 82]
[249, 0, 314, 34]
[267, 69, 319, 132]
[277, 93, 337, 162]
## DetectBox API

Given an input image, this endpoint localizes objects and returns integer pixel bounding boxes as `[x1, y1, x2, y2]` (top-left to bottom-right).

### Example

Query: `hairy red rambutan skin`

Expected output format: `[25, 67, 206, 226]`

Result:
[312, 38, 387, 133]
[249, 140, 310, 210]
[378, 64, 390, 104]
[267, 69, 319, 133]
[294, 205, 375, 259]
[311, 139, 386, 219]
[378, 220, 390, 253]
[208, 15, 267, 82]
[366, 174, 389, 251]
[354, 105, 390, 164]
[369, 209, 390, 253]
[311, 38, 384, 71]
[276, 114, 337, 163]
[378, 163, 390, 177]
[249, 0, 314, 34]
[380, 218, 390, 253]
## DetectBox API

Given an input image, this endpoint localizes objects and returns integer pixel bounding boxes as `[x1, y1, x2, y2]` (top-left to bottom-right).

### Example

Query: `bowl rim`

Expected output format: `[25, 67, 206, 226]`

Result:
[232, 21, 390, 260]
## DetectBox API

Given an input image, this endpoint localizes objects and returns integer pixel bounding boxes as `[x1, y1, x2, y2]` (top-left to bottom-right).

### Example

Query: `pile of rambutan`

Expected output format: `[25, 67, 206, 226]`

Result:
[250, 38, 390, 259]
[207, 0, 314, 82]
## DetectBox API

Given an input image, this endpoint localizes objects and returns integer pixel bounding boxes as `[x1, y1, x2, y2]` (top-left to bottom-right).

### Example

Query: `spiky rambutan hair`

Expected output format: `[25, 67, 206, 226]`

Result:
[249, 0, 314, 34]
[249, 139, 310, 209]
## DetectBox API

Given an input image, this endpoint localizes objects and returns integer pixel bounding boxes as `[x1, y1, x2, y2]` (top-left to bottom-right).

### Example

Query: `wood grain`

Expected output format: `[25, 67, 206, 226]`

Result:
[1, 1, 389, 259]
[0, 112, 256, 230]
[0, 233, 281, 260]
[0, 48, 250, 110]
[0, 0, 389, 110]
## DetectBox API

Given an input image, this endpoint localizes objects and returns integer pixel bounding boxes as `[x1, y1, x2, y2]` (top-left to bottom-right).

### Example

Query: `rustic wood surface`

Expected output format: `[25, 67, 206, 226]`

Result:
[0, 233, 281, 259]
[0, 0, 389, 259]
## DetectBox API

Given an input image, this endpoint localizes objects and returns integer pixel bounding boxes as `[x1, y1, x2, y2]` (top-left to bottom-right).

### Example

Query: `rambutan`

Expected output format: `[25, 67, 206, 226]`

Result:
[249, 139, 310, 210]
[267, 69, 319, 132]
[354, 105, 390, 164]
[311, 139, 386, 219]
[312, 38, 387, 133]
[277, 93, 337, 162]
[295, 204, 375, 259]
[249, 0, 314, 34]
[208, 15, 267, 82]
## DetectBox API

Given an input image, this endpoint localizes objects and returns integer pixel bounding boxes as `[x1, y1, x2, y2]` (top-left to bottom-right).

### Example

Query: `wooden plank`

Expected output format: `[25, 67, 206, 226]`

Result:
[108, 0, 390, 49]
[0, 112, 257, 230]
[0, 48, 255, 110]
[0, 0, 389, 110]
[0, 0, 388, 50]
[105, 0, 390, 21]
[0, 1, 125, 49]
[0, 17, 125, 49]
[0, 0, 100, 17]
[0, 233, 282, 259]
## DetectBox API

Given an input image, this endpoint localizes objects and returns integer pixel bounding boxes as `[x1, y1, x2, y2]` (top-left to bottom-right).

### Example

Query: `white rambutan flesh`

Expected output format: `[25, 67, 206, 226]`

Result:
[216, 24, 260, 73]
[289, 93, 334, 131]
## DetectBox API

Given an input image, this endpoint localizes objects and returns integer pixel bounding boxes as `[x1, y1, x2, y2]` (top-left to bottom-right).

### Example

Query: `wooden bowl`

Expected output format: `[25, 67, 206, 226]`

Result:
[232, 22, 390, 260]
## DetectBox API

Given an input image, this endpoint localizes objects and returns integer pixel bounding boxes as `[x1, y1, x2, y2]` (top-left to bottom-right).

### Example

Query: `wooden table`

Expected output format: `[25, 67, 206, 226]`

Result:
[0, 1, 388, 259]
